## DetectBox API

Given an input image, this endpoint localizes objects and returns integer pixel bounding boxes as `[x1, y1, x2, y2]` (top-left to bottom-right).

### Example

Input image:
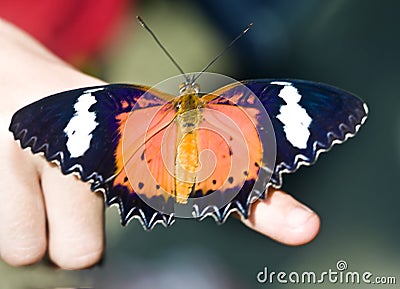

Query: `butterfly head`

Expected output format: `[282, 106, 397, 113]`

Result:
[174, 82, 202, 113]
[179, 81, 200, 95]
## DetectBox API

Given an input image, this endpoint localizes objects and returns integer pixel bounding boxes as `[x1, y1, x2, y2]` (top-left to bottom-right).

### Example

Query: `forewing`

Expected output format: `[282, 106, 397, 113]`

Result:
[9, 84, 176, 229]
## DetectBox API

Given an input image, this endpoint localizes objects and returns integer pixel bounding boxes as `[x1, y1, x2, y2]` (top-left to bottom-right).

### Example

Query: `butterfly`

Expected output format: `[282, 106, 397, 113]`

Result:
[9, 75, 368, 229]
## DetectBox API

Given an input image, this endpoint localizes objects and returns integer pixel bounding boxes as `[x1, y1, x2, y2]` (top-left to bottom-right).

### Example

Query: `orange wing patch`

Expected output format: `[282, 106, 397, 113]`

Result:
[113, 84, 265, 216]
[114, 103, 178, 202]
[194, 103, 263, 198]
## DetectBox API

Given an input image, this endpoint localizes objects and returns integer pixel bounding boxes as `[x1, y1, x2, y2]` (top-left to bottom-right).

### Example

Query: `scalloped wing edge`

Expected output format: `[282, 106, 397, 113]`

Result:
[271, 102, 368, 188]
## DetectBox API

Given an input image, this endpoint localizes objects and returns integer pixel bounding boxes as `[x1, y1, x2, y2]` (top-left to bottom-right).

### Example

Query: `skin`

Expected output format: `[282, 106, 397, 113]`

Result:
[0, 19, 320, 270]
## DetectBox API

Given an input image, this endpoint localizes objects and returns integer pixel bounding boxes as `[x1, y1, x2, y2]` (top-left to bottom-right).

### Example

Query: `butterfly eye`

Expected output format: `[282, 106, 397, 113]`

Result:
[192, 83, 200, 93]
[179, 82, 189, 94]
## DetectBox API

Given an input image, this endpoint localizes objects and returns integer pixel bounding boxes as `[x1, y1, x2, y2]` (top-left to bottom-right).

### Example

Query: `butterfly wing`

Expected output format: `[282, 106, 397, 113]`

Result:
[9, 79, 368, 228]
[197, 79, 368, 222]
[188, 86, 275, 222]
[9, 84, 176, 229]
[243, 79, 368, 187]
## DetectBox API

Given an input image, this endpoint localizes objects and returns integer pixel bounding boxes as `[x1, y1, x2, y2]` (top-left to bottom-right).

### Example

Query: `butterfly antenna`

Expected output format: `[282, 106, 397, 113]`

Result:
[191, 22, 253, 84]
[137, 16, 190, 83]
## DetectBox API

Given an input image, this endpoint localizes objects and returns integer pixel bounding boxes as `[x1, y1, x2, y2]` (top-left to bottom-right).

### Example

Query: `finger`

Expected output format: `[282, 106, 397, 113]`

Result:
[39, 160, 104, 269]
[0, 134, 47, 266]
[241, 189, 320, 246]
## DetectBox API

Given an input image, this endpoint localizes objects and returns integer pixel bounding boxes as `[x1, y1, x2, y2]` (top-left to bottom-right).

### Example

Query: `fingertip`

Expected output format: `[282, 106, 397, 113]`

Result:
[40, 164, 105, 270]
[282, 208, 320, 246]
[0, 136, 47, 267]
[49, 240, 104, 270]
[242, 189, 321, 246]
[0, 236, 47, 267]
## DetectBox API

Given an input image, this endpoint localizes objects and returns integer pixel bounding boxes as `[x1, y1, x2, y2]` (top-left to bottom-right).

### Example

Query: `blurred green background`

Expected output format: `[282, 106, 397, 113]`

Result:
[1, 0, 399, 288]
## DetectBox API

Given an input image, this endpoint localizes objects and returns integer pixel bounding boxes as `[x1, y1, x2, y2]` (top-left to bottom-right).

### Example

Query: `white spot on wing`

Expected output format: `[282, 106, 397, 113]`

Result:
[276, 83, 312, 149]
[64, 89, 102, 158]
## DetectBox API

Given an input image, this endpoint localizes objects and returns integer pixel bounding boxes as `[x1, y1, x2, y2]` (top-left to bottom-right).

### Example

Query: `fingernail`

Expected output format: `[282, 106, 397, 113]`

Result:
[287, 205, 314, 228]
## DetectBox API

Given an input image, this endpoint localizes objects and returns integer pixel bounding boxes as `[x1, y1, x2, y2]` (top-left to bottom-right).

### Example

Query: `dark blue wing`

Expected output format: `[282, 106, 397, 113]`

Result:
[9, 84, 174, 229]
[244, 79, 368, 187]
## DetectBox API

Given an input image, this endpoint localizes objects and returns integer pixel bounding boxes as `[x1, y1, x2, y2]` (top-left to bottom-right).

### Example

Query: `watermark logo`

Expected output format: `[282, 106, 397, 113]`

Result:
[257, 260, 397, 285]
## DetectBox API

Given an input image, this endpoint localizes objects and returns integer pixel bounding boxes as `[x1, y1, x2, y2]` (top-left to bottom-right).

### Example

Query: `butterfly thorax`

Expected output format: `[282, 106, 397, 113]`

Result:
[175, 93, 202, 130]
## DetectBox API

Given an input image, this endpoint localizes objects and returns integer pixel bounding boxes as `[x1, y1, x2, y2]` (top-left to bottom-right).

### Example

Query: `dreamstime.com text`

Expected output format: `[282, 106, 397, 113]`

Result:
[257, 260, 396, 285]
